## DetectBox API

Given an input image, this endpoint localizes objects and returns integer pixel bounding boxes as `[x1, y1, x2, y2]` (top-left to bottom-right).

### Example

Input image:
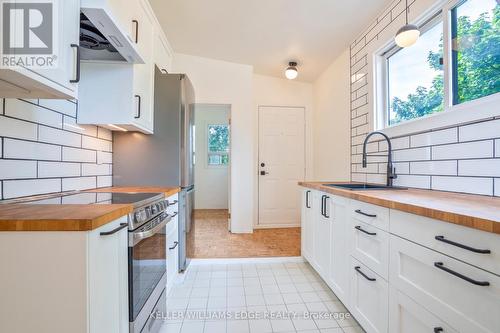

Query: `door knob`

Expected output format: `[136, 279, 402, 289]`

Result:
[260, 163, 265, 167]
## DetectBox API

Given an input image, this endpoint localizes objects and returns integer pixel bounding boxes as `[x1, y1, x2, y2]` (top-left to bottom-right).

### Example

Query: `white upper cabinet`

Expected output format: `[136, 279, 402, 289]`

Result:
[154, 29, 174, 74]
[0, 0, 80, 99]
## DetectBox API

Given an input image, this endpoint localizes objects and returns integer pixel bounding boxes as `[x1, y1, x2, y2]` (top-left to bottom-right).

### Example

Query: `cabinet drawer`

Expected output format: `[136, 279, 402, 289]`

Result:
[349, 219, 389, 280]
[390, 235, 500, 333]
[350, 257, 388, 333]
[390, 210, 500, 276]
[350, 200, 389, 231]
[389, 287, 458, 333]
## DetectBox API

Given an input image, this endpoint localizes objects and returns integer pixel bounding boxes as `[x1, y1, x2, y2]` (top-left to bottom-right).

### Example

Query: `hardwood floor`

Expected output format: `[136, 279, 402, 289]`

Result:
[187, 209, 301, 258]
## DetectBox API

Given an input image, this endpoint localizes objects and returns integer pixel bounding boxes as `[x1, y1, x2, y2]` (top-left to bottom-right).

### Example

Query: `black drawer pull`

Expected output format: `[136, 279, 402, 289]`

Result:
[355, 225, 377, 236]
[355, 209, 377, 218]
[168, 200, 178, 206]
[434, 328, 443, 333]
[305, 190, 311, 208]
[435, 236, 491, 254]
[322, 195, 330, 218]
[132, 19, 139, 43]
[100, 223, 128, 236]
[134, 95, 141, 118]
[170, 212, 178, 218]
[354, 266, 376, 281]
[169, 241, 179, 250]
[434, 262, 489, 286]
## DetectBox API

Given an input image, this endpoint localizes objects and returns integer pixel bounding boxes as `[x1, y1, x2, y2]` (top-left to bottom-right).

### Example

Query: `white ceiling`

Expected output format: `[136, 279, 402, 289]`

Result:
[149, 0, 391, 82]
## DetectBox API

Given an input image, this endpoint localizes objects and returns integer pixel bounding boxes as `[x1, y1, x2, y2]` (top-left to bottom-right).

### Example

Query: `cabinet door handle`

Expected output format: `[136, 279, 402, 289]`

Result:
[170, 212, 178, 218]
[355, 209, 377, 218]
[435, 235, 491, 254]
[305, 191, 311, 208]
[100, 223, 128, 236]
[355, 225, 377, 236]
[70, 44, 80, 83]
[434, 328, 444, 333]
[132, 19, 139, 43]
[169, 241, 179, 250]
[134, 95, 141, 118]
[323, 195, 330, 218]
[168, 200, 178, 206]
[354, 266, 376, 281]
[320, 195, 325, 216]
[434, 262, 489, 286]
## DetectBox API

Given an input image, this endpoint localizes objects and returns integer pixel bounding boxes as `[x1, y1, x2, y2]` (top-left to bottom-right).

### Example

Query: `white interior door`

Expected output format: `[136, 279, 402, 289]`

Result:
[258, 106, 305, 227]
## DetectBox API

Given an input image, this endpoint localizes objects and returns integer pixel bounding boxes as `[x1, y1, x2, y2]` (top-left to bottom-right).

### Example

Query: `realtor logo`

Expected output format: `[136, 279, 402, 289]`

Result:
[0, 0, 58, 68]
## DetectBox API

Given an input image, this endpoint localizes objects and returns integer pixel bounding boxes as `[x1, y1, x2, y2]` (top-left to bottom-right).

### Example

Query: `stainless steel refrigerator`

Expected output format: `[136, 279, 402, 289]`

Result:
[113, 67, 195, 272]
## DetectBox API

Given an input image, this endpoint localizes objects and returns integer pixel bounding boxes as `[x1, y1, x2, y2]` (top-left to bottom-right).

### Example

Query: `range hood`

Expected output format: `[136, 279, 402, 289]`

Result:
[80, 8, 144, 64]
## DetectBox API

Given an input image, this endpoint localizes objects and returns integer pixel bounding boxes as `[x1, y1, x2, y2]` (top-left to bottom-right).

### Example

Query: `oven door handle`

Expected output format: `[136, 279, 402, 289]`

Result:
[131, 215, 171, 246]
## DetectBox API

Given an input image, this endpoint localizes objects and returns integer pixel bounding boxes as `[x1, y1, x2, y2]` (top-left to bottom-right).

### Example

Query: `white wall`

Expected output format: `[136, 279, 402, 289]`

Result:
[172, 53, 254, 232]
[312, 50, 351, 181]
[194, 104, 230, 209]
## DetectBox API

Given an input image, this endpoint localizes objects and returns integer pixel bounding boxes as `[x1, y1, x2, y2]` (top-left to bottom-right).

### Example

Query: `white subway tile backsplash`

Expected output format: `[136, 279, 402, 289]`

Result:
[63, 116, 98, 137]
[38, 126, 82, 147]
[3, 178, 61, 199]
[0, 115, 37, 140]
[394, 175, 431, 189]
[82, 163, 111, 176]
[459, 119, 500, 142]
[38, 162, 81, 178]
[4, 138, 61, 161]
[82, 136, 112, 152]
[62, 147, 96, 163]
[97, 175, 112, 188]
[97, 127, 113, 141]
[410, 161, 457, 176]
[393, 162, 410, 175]
[495, 178, 500, 197]
[432, 141, 493, 160]
[410, 128, 457, 148]
[0, 160, 37, 179]
[458, 159, 500, 178]
[432, 176, 493, 196]
[5, 99, 62, 128]
[62, 177, 97, 191]
[496, 139, 500, 157]
[38, 99, 77, 117]
[393, 147, 430, 162]
[0, 99, 113, 200]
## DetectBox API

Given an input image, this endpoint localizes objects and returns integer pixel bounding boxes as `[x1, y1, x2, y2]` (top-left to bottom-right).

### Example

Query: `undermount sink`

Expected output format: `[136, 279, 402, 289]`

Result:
[323, 183, 407, 190]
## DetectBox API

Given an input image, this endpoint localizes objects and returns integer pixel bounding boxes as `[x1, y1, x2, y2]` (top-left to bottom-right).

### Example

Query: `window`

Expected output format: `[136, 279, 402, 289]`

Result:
[387, 18, 444, 126]
[451, 0, 500, 105]
[207, 124, 229, 166]
[380, 0, 499, 128]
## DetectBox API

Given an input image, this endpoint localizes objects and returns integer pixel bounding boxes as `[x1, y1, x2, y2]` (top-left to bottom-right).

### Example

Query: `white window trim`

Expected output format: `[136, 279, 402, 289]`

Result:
[373, 0, 500, 138]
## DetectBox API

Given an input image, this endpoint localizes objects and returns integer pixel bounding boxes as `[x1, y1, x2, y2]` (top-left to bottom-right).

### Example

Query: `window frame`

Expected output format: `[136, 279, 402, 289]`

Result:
[206, 124, 230, 168]
[374, 0, 500, 136]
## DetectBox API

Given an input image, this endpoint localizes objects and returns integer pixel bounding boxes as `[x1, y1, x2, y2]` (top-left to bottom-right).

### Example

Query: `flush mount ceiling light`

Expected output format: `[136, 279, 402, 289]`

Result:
[285, 61, 298, 80]
[395, 0, 420, 47]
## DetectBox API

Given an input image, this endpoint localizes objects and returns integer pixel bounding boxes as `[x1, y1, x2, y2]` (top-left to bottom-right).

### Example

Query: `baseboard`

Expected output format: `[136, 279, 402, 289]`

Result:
[189, 256, 306, 265]
[254, 223, 301, 229]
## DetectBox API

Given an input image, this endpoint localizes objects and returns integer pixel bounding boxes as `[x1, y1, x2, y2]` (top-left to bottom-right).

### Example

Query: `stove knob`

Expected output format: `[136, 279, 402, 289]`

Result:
[134, 210, 145, 224]
[151, 205, 158, 215]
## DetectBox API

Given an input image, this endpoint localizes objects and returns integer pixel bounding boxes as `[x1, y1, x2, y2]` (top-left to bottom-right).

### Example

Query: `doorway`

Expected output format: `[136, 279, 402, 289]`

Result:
[258, 106, 306, 227]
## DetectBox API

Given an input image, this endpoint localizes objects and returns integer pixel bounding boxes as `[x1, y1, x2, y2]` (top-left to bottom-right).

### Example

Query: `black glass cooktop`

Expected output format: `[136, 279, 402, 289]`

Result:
[19, 192, 162, 205]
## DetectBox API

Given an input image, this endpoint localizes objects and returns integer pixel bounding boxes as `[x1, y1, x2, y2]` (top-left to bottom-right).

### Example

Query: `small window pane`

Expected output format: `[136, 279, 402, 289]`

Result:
[207, 124, 229, 166]
[452, 0, 500, 105]
[387, 20, 444, 126]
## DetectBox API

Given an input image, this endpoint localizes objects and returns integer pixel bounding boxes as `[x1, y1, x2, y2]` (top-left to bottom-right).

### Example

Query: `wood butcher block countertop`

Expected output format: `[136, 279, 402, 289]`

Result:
[0, 186, 180, 232]
[299, 182, 500, 235]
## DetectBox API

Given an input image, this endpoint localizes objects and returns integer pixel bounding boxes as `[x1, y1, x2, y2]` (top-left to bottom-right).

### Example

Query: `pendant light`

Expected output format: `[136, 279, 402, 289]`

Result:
[285, 61, 298, 80]
[395, 0, 420, 47]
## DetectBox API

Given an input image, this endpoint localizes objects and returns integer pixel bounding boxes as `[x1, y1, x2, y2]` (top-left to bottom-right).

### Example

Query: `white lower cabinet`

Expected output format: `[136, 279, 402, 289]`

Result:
[389, 287, 458, 333]
[327, 195, 350, 305]
[350, 257, 388, 333]
[300, 186, 500, 333]
[301, 189, 314, 261]
[0, 216, 129, 333]
[390, 235, 500, 333]
[313, 191, 331, 277]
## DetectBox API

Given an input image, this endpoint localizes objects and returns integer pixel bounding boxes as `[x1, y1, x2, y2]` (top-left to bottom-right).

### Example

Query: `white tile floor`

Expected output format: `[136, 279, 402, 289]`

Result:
[159, 261, 365, 333]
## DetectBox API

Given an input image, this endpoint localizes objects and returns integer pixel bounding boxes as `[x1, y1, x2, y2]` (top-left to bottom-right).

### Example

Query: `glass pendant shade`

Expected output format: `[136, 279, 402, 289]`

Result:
[285, 62, 298, 80]
[395, 24, 420, 47]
